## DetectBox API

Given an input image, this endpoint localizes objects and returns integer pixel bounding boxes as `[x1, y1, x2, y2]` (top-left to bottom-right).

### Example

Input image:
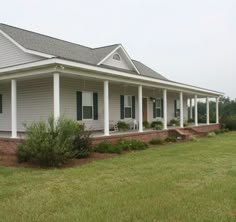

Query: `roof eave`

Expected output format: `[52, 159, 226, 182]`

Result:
[0, 58, 224, 97]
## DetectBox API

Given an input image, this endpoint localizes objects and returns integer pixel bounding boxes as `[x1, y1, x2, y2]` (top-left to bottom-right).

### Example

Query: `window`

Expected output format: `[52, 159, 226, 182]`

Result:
[113, 54, 121, 61]
[155, 98, 162, 117]
[124, 95, 132, 118]
[175, 99, 180, 117]
[82, 92, 93, 119]
[0, 94, 2, 114]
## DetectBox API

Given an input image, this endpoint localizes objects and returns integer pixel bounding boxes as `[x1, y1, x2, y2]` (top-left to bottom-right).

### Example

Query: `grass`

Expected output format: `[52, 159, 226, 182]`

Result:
[0, 132, 236, 221]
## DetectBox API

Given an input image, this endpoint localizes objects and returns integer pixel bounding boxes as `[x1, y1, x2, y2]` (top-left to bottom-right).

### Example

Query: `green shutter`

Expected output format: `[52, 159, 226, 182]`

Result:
[76, 91, 82, 120]
[153, 99, 156, 118]
[174, 100, 177, 118]
[93, 92, 98, 120]
[120, 95, 124, 119]
[132, 96, 135, 119]
[0, 94, 2, 113]
[161, 98, 164, 117]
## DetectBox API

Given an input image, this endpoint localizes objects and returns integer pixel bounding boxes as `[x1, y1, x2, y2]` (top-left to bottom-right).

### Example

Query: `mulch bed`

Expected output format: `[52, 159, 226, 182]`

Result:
[0, 139, 195, 169]
[0, 152, 118, 169]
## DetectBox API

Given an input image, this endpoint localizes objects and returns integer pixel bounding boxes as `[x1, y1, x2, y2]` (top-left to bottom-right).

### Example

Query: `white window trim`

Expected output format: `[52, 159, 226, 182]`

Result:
[113, 53, 121, 61]
[82, 91, 93, 120]
[124, 95, 132, 119]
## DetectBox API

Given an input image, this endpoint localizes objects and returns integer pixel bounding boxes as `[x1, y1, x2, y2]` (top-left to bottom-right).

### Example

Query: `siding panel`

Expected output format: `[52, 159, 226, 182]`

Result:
[0, 32, 42, 68]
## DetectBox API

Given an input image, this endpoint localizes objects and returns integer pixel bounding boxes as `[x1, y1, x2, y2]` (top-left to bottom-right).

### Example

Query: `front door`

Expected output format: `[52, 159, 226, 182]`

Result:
[142, 98, 148, 122]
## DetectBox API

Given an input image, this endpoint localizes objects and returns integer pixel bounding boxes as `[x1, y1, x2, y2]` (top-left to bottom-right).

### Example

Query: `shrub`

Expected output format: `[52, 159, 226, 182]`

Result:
[164, 137, 177, 142]
[95, 141, 122, 154]
[151, 121, 163, 130]
[17, 116, 79, 167]
[207, 131, 216, 137]
[214, 129, 221, 135]
[149, 138, 163, 145]
[169, 119, 179, 126]
[221, 115, 236, 130]
[189, 136, 199, 142]
[72, 124, 92, 158]
[117, 121, 129, 131]
[224, 128, 230, 132]
[143, 121, 150, 129]
[116, 139, 148, 150]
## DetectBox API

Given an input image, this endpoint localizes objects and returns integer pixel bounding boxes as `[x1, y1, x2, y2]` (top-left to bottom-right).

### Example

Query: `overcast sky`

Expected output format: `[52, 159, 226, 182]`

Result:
[1, 0, 235, 98]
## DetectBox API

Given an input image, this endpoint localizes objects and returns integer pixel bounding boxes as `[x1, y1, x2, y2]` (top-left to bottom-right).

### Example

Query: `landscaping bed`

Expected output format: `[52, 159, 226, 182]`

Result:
[0, 152, 118, 168]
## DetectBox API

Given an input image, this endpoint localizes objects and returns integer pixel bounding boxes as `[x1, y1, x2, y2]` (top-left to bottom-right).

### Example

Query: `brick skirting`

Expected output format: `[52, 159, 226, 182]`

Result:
[191, 124, 220, 133]
[0, 137, 23, 155]
[0, 124, 220, 155]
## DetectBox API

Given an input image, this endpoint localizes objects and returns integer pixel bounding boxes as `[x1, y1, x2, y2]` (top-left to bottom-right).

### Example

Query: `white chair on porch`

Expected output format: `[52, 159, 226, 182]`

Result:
[109, 120, 119, 132]
[130, 119, 138, 130]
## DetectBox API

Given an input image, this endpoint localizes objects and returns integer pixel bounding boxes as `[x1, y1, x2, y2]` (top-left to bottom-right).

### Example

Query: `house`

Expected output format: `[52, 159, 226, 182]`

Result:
[0, 24, 223, 139]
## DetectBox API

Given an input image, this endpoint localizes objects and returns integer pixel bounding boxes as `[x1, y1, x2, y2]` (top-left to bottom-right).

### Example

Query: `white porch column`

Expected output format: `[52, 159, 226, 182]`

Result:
[53, 73, 60, 121]
[216, 97, 219, 124]
[104, 80, 109, 136]
[11, 79, 17, 138]
[194, 95, 198, 126]
[138, 85, 143, 132]
[206, 97, 210, 125]
[180, 92, 184, 128]
[163, 89, 167, 130]
[190, 98, 193, 119]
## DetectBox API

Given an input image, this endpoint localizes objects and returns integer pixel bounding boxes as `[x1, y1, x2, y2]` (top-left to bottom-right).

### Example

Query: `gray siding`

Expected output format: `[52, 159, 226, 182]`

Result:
[0, 32, 42, 68]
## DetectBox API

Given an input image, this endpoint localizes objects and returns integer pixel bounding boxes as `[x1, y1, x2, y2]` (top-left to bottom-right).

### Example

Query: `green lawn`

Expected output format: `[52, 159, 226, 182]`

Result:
[0, 132, 236, 222]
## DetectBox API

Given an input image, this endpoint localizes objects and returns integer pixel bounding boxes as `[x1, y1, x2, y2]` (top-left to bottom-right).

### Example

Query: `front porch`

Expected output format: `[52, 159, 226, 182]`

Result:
[0, 70, 220, 138]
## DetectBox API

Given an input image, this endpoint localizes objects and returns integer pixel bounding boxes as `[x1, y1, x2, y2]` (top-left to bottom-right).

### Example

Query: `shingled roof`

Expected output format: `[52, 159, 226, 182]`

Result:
[0, 23, 168, 81]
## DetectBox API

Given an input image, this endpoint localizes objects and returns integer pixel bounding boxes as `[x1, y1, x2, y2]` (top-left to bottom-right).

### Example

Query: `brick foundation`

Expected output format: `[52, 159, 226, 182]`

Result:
[0, 124, 220, 155]
[191, 124, 220, 133]
[91, 129, 187, 146]
[0, 137, 23, 155]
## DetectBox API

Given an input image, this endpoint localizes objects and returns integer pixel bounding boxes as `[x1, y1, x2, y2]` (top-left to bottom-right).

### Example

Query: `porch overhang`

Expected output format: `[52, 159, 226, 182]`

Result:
[0, 58, 224, 97]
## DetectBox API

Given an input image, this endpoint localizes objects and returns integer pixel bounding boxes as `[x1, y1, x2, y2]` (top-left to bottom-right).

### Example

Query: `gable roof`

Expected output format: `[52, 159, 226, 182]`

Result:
[132, 60, 167, 81]
[0, 23, 168, 80]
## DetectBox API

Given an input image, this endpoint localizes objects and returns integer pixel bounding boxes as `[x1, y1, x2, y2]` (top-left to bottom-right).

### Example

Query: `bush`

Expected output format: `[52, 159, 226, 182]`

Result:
[214, 129, 221, 135]
[221, 115, 236, 130]
[116, 139, 148, 150]
[223, 128, 230, 132]
[17, 116, 80, 167]
[207, 132, 216, 137]
[117, 121, 129, 131]
[164, 137, 177, 142]
[149, 138, 163, 145]
[95, 141, 122, 154]
[143, 121, 150, 129]
[151, 121, 163, 130]
[169, 119, 179, 126]
[72, 125, 92, 158]
[189, 136, 199, 142]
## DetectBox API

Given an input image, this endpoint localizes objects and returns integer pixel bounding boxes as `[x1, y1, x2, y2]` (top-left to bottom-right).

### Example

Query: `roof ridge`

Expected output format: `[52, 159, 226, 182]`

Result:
[92, 43, 120, 50]
[0, 23, 94, 50]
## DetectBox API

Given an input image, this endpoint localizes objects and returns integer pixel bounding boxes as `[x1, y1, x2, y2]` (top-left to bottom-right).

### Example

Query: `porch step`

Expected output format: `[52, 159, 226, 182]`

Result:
[175, 127, 206, 139]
